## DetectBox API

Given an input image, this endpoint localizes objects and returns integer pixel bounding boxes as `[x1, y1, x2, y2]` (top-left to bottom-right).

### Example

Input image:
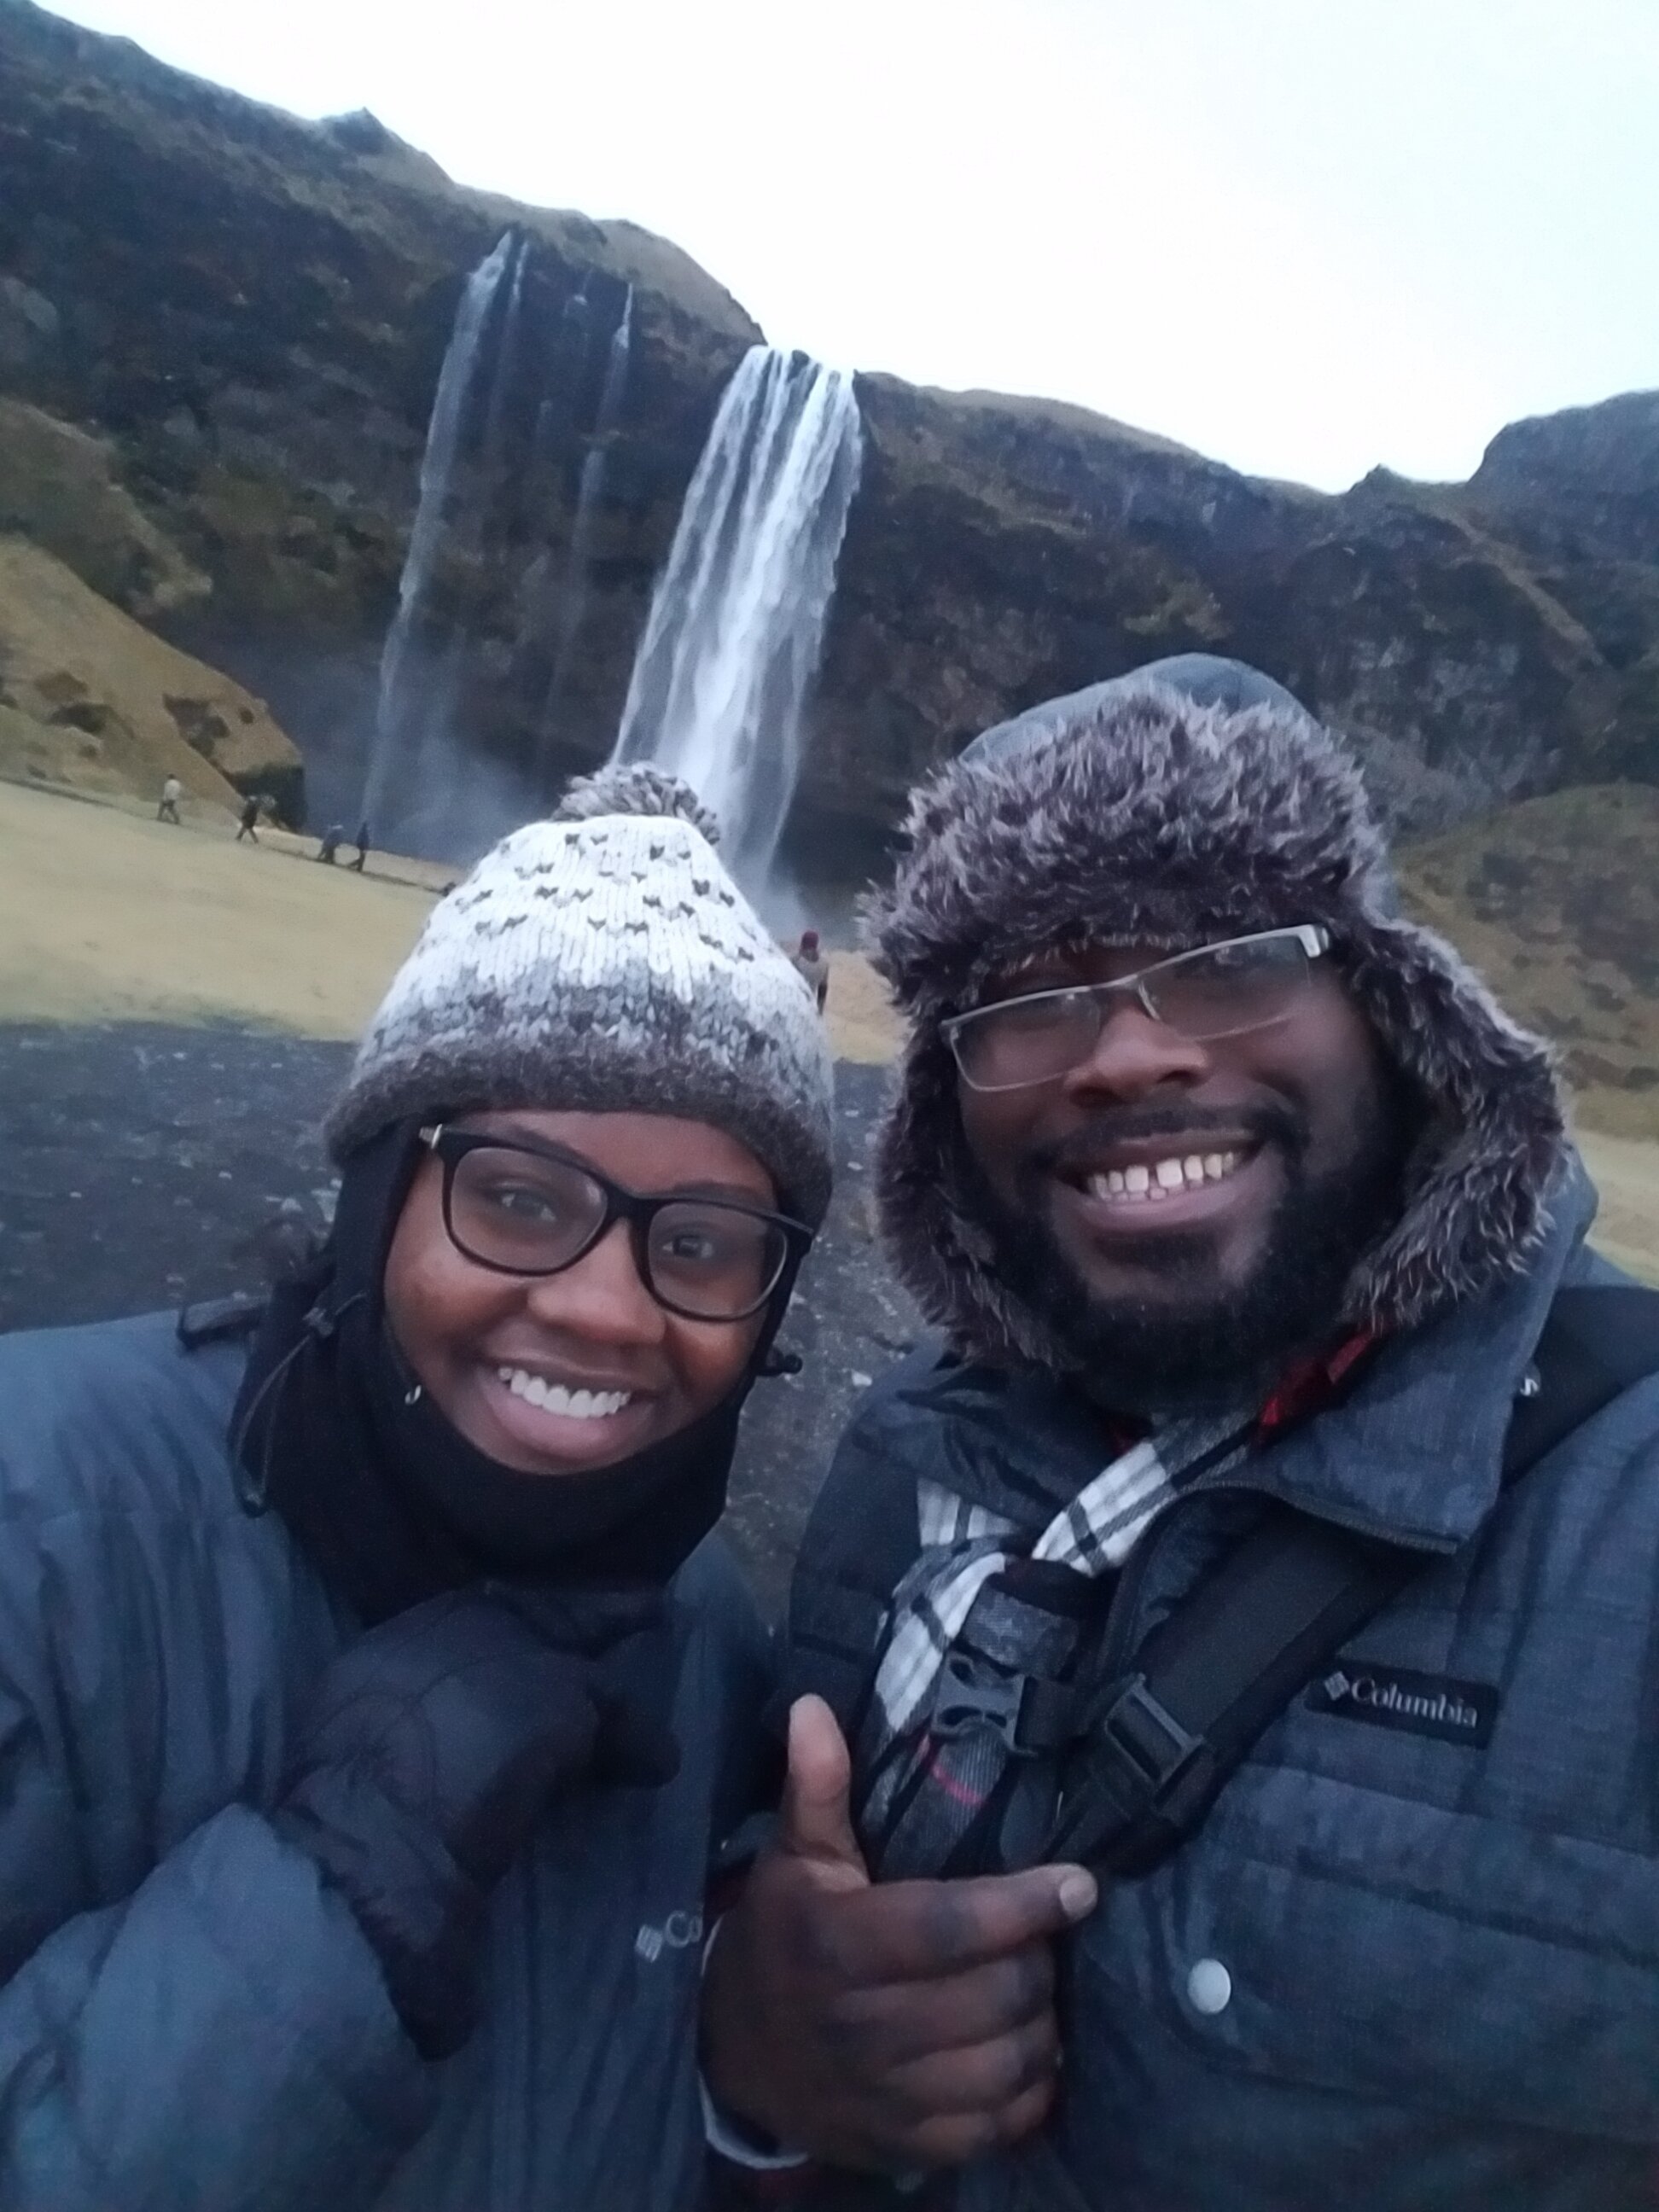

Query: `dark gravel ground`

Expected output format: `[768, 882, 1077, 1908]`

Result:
[0, 1021, 915, 1611]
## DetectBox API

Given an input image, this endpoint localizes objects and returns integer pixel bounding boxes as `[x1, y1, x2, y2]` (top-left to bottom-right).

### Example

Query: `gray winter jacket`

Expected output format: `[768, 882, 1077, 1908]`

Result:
[0, 1309, 771, 2212]
[787, 1175, 1659, 2211]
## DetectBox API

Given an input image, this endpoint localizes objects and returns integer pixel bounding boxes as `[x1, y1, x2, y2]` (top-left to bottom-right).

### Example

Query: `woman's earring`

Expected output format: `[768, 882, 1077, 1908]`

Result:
[404, 1382, 423, 1407]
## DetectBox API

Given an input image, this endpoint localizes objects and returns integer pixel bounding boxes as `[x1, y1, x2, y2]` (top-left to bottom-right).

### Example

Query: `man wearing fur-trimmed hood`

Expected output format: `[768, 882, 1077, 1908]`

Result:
[701, 658, 1659, 2210]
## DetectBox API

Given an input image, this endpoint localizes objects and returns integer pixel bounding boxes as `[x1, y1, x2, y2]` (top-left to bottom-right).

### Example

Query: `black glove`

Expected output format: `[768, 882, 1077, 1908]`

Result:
[276, 1583, 678, 2058]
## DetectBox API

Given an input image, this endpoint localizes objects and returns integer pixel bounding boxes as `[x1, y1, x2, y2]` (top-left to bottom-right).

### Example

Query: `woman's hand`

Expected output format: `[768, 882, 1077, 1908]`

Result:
[277, 1584, 675, 2057]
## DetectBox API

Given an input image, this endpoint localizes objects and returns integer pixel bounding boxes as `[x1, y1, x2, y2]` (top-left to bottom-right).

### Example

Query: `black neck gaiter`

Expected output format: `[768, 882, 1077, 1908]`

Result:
[230, 1123, 780, 1625]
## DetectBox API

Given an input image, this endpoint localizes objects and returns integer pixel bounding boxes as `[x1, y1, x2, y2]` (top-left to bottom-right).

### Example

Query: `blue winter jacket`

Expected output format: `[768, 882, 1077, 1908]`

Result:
[0, 1310, 771, 2211]
[787, 1176, 1659, 2211]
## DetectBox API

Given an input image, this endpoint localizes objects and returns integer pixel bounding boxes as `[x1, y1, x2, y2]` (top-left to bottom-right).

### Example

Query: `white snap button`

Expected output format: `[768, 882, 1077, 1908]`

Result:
[1186, 1957, 1232, 2015]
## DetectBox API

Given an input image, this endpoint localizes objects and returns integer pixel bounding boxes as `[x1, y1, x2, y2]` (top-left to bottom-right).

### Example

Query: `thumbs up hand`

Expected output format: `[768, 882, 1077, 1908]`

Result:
[773, 1689, 871, 1889]
[701, 1697, 1097, 2174]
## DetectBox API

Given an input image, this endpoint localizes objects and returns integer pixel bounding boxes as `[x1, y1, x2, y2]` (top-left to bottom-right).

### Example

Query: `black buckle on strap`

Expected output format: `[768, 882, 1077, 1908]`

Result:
[1093, 1674, 1212, 1813]
[929, 1653, 1074, 1757]
[1046, 1674, 1220, 1868]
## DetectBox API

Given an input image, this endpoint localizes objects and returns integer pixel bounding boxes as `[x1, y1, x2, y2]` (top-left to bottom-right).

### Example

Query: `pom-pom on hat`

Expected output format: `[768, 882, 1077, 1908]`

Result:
[327, 765, 835, 1226]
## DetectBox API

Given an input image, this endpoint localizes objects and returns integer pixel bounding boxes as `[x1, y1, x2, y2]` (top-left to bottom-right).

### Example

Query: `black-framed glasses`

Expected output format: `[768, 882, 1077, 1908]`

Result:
[418, 1126, 811, 1323]
[940, 925, 1333, 1094]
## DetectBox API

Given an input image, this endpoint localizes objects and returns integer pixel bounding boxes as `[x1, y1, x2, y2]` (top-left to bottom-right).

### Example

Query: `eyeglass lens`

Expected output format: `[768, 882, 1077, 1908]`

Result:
[952, 933, 1315, 1091]
[444, 1144, 787, 1319]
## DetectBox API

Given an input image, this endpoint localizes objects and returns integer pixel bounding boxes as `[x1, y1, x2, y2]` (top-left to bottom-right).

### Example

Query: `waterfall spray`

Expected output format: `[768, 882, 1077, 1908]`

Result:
[612, 346, 862, 886]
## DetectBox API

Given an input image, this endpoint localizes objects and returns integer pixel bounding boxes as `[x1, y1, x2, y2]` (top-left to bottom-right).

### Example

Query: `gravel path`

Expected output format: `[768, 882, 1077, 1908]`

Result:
[0, 1020, 914, 1608]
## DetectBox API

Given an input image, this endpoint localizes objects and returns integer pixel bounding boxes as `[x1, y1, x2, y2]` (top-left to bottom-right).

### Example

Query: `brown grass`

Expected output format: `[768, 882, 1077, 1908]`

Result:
[0, 778, 434, 1036]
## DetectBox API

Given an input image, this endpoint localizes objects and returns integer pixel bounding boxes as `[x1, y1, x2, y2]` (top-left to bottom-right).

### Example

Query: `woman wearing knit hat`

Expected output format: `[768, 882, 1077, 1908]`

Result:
[0, 765, 833, 2211]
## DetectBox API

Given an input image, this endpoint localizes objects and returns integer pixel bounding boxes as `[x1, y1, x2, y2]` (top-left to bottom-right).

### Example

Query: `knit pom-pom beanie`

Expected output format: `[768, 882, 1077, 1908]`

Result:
[328, 765, 835, 1225]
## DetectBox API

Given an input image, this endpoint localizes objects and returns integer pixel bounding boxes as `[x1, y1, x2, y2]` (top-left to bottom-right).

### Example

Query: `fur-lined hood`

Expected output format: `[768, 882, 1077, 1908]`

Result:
[867, 661, 1569, 1370]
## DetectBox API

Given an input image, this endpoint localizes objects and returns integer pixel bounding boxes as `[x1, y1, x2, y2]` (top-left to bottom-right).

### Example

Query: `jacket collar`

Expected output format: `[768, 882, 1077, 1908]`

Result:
[1235, 1155, 1593, 1551]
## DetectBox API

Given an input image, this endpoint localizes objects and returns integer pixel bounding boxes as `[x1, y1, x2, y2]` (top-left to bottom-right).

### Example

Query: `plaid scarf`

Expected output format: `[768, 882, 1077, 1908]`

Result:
[855, 1339, 1375, 1881]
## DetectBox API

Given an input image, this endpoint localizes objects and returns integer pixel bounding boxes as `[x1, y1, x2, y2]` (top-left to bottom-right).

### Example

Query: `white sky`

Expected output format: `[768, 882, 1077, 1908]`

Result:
[44, 0, 1659, 490]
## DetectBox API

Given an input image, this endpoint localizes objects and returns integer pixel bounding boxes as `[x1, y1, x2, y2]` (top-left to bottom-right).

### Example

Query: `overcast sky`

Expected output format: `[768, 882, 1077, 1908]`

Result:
[46, 0, 1659, 490]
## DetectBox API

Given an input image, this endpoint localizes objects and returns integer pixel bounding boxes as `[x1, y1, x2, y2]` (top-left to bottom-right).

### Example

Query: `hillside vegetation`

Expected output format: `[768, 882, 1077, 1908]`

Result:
[1399, 783, 1659, 1140]
[0, 534, 302, 817]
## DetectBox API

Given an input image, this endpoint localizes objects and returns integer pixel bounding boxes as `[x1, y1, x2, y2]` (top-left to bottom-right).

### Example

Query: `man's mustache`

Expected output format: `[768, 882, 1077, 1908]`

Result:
[1023, 1100, 1308, 1182]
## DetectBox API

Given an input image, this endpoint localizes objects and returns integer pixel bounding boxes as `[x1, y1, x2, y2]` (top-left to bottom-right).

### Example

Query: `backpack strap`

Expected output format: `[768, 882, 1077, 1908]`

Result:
[1047, 1282, 1659, 1874]
[780, 1337, 956, 1735]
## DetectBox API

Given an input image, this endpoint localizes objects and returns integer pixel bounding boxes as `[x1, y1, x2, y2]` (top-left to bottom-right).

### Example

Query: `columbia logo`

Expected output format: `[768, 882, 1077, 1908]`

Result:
[634, 1910, 704, 1964]
[1308, 1660, 1497, 1748]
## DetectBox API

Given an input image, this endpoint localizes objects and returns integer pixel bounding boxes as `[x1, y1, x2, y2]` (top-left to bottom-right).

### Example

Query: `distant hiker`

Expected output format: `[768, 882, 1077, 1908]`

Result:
[792, 927, 830, 1011]
[156, 774, 183, 825]
[317, 823, 345, 864]
[0, 763, 832, 2210]
[704, 655, 1659, 2211]
[235, 793, 261, 843]
[352, 818, 371, 871]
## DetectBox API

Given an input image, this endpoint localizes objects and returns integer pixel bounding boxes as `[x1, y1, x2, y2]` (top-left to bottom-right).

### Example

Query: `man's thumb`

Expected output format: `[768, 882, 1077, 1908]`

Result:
[777, 1695, 868, 1883]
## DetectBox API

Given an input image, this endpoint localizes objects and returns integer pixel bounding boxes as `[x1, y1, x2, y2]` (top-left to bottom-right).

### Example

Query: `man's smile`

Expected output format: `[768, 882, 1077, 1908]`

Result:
[1052, 1139, 1273, 1237]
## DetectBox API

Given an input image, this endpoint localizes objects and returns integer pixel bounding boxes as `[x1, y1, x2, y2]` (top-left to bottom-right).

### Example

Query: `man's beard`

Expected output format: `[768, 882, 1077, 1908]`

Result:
[963, 1080, 1409, 1412]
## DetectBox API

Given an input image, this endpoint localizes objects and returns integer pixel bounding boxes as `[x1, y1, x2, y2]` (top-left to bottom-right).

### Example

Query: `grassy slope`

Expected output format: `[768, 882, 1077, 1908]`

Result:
[0, 536, 303, 812]
[1397, 783, 1659, 1141]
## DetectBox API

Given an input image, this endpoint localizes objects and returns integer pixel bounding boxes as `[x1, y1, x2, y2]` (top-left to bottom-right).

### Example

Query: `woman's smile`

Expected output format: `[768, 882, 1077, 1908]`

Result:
[473, 1357, 664, 1472]
[384, 1108, 777, 1478]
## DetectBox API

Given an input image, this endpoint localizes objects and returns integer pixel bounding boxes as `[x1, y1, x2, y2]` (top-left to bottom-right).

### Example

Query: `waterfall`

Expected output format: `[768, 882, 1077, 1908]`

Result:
[611, 345, 863, 884]
[479, 237, 527, 461]
[360, 230, 520, 841]
[542, 286, 634, 748]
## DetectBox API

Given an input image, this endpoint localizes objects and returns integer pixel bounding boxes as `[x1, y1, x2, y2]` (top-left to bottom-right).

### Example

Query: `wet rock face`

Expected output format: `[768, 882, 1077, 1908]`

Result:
[1, 0, 1655, 867]
[790, 391, 1639, 864]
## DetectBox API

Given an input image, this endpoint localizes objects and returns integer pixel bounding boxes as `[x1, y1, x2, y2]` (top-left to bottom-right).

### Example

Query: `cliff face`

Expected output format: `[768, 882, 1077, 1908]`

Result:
[2, 0, 1655, 875]
[0, 0, 758, 837]
[806, 387, 1634, 861]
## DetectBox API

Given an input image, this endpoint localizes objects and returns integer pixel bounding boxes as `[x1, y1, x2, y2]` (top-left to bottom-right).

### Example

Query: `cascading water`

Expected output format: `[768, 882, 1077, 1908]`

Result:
[542, 286, 633, 748]
[359, 230, 521, 844]
[611, 345, 863, 885]
[479, 238, 527, 457]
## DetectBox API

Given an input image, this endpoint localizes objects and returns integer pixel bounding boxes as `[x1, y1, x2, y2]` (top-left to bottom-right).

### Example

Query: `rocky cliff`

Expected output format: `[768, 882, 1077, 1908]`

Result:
[2, 0, 1655, 877]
